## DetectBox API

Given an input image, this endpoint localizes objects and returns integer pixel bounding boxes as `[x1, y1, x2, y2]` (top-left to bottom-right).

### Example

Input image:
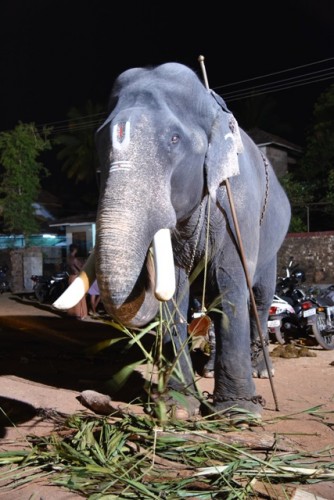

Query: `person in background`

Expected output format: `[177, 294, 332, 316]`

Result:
[88, 279, 100, 317]
[66, 244, 88, 320]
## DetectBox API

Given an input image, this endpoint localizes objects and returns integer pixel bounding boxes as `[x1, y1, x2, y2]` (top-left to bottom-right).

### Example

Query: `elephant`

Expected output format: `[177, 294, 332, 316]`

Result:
[54, 62, 291, 419]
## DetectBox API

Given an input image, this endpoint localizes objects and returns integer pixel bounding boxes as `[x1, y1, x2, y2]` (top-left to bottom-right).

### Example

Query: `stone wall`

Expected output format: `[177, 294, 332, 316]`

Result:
[277, 231, 334, 284]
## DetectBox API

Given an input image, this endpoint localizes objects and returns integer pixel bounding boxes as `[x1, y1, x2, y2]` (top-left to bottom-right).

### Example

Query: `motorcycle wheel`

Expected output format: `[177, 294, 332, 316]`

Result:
[312, 312, 334, 350]
[34, 283, 48, 303]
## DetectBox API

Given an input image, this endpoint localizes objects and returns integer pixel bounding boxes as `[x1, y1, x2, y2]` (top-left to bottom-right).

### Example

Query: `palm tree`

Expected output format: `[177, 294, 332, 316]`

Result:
[55, 100, 106, 187]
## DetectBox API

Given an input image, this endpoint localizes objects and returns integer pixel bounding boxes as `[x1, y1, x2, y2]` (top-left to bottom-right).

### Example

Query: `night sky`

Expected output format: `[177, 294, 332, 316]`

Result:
[1, 0, 333, 198]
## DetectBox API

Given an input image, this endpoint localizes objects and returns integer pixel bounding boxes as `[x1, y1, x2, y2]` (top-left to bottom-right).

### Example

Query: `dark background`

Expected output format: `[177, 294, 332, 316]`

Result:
[0, 0, 333, 202]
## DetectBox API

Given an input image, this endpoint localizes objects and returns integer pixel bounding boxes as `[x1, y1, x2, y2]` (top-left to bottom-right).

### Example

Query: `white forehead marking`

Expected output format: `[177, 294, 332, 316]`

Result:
[109, 161, 133, 172]
[112, 121, 130, 150]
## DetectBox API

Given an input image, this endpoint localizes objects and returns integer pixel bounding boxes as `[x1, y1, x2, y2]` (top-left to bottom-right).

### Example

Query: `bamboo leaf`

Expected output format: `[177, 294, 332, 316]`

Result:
[103, 360, 147, 392]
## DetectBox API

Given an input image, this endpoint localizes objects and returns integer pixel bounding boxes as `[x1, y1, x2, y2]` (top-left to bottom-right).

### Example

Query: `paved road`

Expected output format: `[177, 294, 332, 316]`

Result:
[0, 290, 149, 421]
[0, 291, 143, 391]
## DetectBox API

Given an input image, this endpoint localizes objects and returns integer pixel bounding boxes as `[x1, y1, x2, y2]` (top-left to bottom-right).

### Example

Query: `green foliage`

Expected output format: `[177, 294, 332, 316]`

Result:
[326, 169, 334, 206]
[279, 84, 334, 230]
[55, 100, 104, 186]
[279, 173, 313, 232]
[280, 172, 314, 207]
[0, 122, 52, 235]
[288, 215, 307, 233]
[298, 84, 334, 204]
[1, 407, 333, 497]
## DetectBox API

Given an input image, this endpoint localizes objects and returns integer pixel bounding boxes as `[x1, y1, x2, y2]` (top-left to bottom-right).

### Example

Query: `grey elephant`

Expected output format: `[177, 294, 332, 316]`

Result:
[55, 62, 291, 419]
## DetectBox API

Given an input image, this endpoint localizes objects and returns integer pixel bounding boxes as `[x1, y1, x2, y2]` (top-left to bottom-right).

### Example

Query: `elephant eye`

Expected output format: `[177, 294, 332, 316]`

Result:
[171, 134, 180, 144]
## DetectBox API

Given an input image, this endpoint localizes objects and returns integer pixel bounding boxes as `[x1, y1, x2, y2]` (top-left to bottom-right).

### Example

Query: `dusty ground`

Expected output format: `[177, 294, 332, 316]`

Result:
[0, 291, 333, 499]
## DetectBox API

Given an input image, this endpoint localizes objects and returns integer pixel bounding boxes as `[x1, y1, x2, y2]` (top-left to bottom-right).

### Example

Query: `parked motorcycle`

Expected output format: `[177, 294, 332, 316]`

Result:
[268, 257, 334, 350]
[0, 265, 11, 294]
[31, 271, 69, 304]
[267, 294, 297, 344]
[275, 256, 306, 301]
[268, 292, 321, 345]
[268, 257, 309, 342]
[303, 286, 334, 350]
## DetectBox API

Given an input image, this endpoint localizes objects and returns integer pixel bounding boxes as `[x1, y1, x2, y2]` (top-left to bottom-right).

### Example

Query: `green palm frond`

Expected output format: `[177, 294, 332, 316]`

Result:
[1, 408, 333, 498]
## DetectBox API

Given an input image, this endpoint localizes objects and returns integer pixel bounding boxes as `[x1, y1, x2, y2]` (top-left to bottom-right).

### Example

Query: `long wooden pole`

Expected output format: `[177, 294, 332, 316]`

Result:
[198, 55, 279, 411]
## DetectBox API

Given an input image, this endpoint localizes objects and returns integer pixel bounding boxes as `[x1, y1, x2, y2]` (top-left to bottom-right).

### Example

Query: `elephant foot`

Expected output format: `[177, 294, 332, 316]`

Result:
[146, 390, 201, 421]
[201, 394, 265, 424]
[251, 340, 274, 378]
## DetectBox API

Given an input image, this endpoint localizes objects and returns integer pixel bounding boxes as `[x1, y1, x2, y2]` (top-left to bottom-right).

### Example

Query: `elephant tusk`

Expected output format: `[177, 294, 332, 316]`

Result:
[153, 228, 175, 301]
[53, 249, 96, 310]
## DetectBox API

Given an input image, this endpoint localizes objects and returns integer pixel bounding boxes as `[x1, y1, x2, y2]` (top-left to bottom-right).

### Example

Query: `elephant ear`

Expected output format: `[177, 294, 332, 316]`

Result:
[205, 91, 244, 202]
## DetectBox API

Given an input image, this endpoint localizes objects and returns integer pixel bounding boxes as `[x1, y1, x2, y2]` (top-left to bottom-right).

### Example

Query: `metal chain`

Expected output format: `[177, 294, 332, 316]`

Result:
[186, 198, 206, 277]
[213, 394, 266, 407]
[171, 198, 206, 322]
[201, 196, 211, 311]
[174, 198, 206, 295]
[259, 152, 269, 226]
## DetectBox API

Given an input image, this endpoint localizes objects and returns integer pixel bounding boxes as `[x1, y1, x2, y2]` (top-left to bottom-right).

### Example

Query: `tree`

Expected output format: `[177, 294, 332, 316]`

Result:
[0, 122, 52, 235]
[298, 84, 334, 202]
[55, 100, 104, 186]
[292, 83, 334, 228]
[280, 172, 314, 232]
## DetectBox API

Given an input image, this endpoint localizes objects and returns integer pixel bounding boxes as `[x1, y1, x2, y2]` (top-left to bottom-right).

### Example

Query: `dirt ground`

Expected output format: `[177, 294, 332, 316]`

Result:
[0, 291, 333, 499]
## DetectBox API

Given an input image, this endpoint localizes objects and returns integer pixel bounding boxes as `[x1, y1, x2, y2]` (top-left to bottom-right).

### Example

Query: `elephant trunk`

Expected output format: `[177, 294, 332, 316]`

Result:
[95, 182, 175, 327]
[97, 250, 158, 327]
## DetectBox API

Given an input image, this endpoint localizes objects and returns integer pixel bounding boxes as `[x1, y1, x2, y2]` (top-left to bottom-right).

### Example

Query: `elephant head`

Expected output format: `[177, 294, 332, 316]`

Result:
[54, 63, 243, 327]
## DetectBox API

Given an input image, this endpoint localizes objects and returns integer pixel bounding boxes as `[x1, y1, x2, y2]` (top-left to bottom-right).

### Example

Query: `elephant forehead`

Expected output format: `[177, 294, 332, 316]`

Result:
[111, 70, 214, 127]
[116, 63, 204, 100]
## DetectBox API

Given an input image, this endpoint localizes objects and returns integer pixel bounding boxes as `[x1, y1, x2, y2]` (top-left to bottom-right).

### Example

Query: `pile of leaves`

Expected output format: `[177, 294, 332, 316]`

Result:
[1, 405, 333, 499]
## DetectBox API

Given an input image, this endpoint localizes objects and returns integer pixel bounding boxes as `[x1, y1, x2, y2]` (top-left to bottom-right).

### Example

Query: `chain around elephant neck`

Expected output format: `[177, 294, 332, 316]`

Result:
[175, 197, 206, 294]
[186, 197, 206, 277]
[174, 197, 208, 317]
[181, 196, 211, 312]
[260, 152, 269, 226]
[201, 195, 211, 309]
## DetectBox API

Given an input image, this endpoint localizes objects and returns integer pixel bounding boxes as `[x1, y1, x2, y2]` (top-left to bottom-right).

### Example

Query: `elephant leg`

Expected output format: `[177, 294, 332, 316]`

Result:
[250, 261, 277, 378]
[211, 269, 265, 418]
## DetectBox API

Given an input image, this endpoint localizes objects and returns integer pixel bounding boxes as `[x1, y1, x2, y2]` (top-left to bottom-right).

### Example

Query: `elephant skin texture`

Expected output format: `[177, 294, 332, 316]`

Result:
[92, 62, 291, 419]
